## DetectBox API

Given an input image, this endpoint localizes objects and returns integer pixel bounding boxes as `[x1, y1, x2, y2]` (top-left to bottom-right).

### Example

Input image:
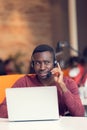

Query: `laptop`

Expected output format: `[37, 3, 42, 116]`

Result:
[5, 86, 59, 121]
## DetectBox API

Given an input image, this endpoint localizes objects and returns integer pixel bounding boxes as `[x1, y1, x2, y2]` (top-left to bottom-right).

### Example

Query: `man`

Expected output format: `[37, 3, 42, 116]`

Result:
[0, 44, 85, 117]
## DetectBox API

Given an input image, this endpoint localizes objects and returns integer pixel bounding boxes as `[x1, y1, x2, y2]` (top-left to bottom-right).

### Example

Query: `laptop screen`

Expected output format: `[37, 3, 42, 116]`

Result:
[6, 86, 59, 121]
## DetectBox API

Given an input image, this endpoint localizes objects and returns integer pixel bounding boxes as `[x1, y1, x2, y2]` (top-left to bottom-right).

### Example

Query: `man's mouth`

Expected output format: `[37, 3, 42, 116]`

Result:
[38, 72, 48, 78]
[39, 73, 47, 77]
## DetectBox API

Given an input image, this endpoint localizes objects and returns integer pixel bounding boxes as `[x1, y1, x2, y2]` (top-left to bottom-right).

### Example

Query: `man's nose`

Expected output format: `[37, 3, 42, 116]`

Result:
[40, 62, 45, 69]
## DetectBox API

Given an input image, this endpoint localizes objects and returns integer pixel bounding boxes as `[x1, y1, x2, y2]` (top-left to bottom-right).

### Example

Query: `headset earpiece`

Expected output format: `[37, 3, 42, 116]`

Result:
[54, 60, 58, 67]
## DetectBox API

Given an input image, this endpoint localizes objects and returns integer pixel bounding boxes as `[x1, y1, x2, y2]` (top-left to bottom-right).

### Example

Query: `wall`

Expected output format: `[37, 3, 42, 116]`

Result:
[0, 0, 53, 73]
[0, 0, 87, 72]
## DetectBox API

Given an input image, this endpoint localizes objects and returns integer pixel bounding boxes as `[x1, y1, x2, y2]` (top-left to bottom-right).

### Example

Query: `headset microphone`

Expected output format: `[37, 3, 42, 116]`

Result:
[47, 71, 52, 78]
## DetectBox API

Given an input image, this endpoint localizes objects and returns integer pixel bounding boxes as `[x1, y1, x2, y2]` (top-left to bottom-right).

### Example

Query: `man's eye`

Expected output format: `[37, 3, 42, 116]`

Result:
[34, 61, 40, 65]
[44, 61, 50, 65]
[33, 61, 51, 66]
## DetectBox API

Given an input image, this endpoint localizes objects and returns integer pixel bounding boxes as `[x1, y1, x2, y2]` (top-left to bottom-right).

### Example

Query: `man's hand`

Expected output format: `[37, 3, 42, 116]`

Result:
[51, 63, 68, 92]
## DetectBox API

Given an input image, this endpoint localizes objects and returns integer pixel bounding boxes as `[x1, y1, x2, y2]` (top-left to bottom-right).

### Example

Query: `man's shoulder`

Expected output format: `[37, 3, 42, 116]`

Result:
[11, 74, 36, 83]
[12, 74, 37, 88]
[20, 74, 37, 82]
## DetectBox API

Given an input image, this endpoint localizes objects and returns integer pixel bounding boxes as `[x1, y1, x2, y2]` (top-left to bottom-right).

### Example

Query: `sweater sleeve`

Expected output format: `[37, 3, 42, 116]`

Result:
[0, 99, 8, 118]
[63, 77, 85, 116]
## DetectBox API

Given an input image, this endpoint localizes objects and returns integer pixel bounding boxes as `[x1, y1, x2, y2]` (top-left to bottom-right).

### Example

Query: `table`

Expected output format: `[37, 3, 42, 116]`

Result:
[0, 117, 87, 130]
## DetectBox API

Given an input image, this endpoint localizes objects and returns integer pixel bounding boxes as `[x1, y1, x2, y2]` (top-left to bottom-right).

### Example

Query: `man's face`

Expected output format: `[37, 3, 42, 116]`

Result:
[32, 51, 54, 79]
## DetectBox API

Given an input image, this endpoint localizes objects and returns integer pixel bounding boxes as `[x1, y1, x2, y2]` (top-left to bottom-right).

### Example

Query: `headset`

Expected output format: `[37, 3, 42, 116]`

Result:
[30, 60, 58, 77]
[54, 60, 58, 67]
[31, 57, 58, 68]
[29, 44, 58, 75]
[30, 54, 58, 77]
[46, 60, 58, 78]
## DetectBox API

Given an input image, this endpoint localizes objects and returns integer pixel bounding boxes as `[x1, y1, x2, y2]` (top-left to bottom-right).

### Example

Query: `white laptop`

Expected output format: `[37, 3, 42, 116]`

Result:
[5, 86, 59, 121]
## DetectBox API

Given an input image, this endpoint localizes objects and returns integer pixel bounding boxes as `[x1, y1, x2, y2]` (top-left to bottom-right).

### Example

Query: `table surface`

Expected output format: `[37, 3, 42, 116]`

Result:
[0, 117, 87, 130]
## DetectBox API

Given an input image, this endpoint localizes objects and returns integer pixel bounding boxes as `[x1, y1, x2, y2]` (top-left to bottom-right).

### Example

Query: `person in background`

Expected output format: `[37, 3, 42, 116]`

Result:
[69, 46, 87, 87]
[0, 44, 84, 117]
[0, 59, 7, 75]
[4, 58, 18, 74]
[66, 56, 85, 87]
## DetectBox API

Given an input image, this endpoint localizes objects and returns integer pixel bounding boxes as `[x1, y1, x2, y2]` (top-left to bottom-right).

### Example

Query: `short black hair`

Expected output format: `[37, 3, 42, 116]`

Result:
[32, 44, 55, 60]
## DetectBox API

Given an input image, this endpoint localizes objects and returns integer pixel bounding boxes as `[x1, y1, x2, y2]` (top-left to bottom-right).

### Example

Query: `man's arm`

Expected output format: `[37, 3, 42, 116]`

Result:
[0, 99, 8, 118]
[62, 78, 85, 116]
[51, 63, 85, 116]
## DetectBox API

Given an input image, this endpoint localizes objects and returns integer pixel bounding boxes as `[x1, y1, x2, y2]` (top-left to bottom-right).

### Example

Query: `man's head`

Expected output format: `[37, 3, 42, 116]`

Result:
[30, 44, 57, 80]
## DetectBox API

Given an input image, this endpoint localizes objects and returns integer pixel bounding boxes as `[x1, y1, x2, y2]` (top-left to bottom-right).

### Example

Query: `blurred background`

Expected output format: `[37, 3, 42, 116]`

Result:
[0, 0, 87, 74]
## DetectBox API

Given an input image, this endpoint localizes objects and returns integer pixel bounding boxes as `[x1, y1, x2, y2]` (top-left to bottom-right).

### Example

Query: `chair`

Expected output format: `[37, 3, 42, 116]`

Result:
[0, 74, 25, 104]
[62, 68, 70, 77]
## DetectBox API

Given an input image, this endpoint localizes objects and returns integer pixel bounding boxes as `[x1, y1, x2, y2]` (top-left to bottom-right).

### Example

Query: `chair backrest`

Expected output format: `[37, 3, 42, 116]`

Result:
[0, 74, 25, 103]
[62, 68, 70, 77]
